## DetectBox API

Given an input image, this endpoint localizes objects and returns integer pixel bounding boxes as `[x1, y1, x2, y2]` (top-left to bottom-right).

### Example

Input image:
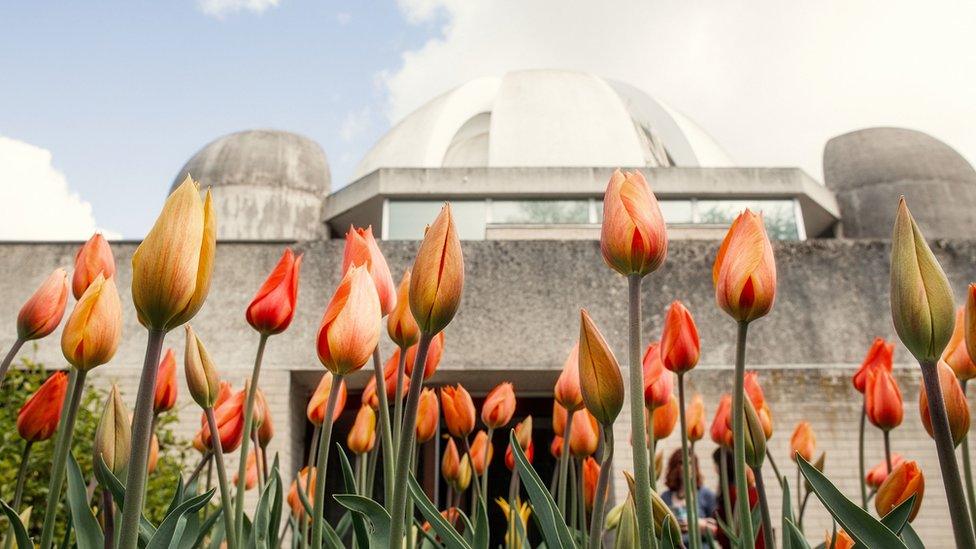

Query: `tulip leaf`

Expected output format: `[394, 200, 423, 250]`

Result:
[188, 508, 223, 549]
[145, 488, 215, 549]
[613, 496, 637, 549]
[248, 463, 281, 549]
[66, 453, 104, 549]
[416, 518, 443, 547]
[782, 477, 794, 549]
[322, 520, 345, 549]
[659, 519, 677, 549]
[784, 517, 813, 549]
[900, 522, 925, 549]
[336, 443, 371, 549]
[879, 494, 915, 535]
[334, 494, 393, 548]
[509, 430, 577, 548]
[0, 499, 32, 549]
[407, 473, 471, 549]
[95, 455, 157, 541]
[471, 491, 489, 549]
[798, 456, 907, 548]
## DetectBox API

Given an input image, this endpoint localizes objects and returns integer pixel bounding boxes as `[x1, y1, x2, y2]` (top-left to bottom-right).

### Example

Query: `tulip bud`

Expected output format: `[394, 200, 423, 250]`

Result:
[582, 456, 600, 511]
[506, 417, 533, 470]
[72, 233, 116, 300]
[865, 368, 903, 431]
[713, 209, 777, 322]
[642, 342, 674, 409]
[686, 394, 705, 442]
[804, 452, 826, 493]
[441, 384, 476, 438]
[288, 467, 316, 517]
[342, 226, 397, 315]
[387, 271, 420, 348]
[256, 388, 274, 446]
[623, 471, 681, 537]
[415, 388, 439, 443]
[147, 432, 160, 475]
[482, 382, 516, 429]
[890, 197, 955, 363]
[866, 454, 906, 489]
[920, 360, 970, 447]
[455, 455, 473, 491]
[132, 176, 216, 331]
[17, 370, 68, 442]
[307, 372, 348, 426]
[17, 268, 70, 341]
[742, 397, 766, 469]
[554, 342, 584, 412]
[382, 349, 406, 401]
[184, 325, 221, 409]
[570, 410, 599, 457]
[550, 436, 564, 459]
[790, 421, 816, 462]
[234, 449, 260, 491]
[409, 204, 464, 335]
[744, 371, 766, 409]
[966, 284, 976, 367]
[652, 394, 679, 440]
[758, 402, 774, 440]
[710, 394, 733, 447]
[470, 430, 494, 475]
[316, 265, 381, 376]
[200, 389, 246, 453]
[347, 405, 377, 455]
[552, 401, 567, 436]
[578, 309, 624, 425]
[442, 439, 462, 484]
[875, 460, 924, 521]
[94, 384, 131, 479]
[61, 274, 122, 371]
[944, 306, 976, 381]
[246, 248, 303, 335]
[154, 348, 178, 414]
[404, 331, 445, 380]
[828, 531, 856, 549]
[852, 338, 895, 393]
[660, 301, 700, 374]
[600, 169, 667, 277]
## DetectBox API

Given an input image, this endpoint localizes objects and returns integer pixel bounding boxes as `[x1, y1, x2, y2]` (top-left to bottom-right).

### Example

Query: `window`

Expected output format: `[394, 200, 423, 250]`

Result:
[595, 199, 693, 224]
[697, 200, 799, 240]
[387, 201, 487, 240]
[491, 200, 590, 224]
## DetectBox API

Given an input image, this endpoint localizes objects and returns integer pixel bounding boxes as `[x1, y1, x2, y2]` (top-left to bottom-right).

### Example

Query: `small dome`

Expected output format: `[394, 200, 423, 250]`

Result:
[173, 130, 330, 240]
[353, 69, 732, 180]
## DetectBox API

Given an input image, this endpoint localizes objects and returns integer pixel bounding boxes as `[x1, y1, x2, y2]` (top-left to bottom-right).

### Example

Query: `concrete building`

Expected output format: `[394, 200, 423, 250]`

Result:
[2, 70, 975, 546]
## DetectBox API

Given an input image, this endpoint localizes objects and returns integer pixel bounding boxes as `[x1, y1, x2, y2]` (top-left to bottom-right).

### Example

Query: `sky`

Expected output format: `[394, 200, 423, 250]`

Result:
[2, 0, 975, 239]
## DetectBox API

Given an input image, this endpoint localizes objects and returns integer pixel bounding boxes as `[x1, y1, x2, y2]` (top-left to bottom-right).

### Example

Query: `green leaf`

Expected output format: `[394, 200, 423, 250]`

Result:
[95, 455, 157, 541]
[145, 489, 215, 549]
[783, 517, 813, 549]
[166, 474, 186, 517]
[334, 494, 392, 548]
[322, 520, 345, 549]
[879, 495, 915, 535]
[65, 453, 104, 549]
[248, 466, 281, 549]
[509, 430, 576, 549]
[613, 496, 637, 549]
[0, 499, 33, 549]
[188, 508, 223, 549]
[407, 474, 471, 549]
[336, 443, 371, 549]
[268, 455, 284, 549]
[659, 519, 678, 549]
[900, 522, 925, 549]
[782, 476, 794, 549]
[798, 457, 906, 548]
[471, 491, 489, 549]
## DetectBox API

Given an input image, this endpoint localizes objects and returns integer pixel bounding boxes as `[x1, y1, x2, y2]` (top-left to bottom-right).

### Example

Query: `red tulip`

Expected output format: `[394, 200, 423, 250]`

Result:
[713, 209, 777, 322]
[153, 348, 178, 414]
[660, 301, 700, 374]
[569, 410, 599, 457]
[17, 268, 69, 341]
[470, 430, 494, 475]
[246, 248, 303, 335]
[853, 338, 895, 394]
[441, 384, 476, 438]
[347, 405, 377, 455]
[652, 394, 679, 440]
[200, 389, 246, 453]
[943, 306, 976, 381]
[550, 436, 564, 459]
[416, 388, 439, 443]
[920, 360, 970, 446]
[554, 342, 583, 412]
[865, 368, 903, 431]
[790, 421, 816, 462]
[404, 331, 445, 380]
[865, 454, 906, 489]
[315, 265, 381, 375]
[17, 370, 69, 442]
[72, 233, 115, 300]
[306, 372, 348, 426]
[582, 456, 601, 511]
[342, 226, 396, 316]
[600, 169, 667, 277]
[482, 382, 516, 429]
[710, 394, 733, 447]
[642, 342, 674, 409]
[875, 460, 924, 521]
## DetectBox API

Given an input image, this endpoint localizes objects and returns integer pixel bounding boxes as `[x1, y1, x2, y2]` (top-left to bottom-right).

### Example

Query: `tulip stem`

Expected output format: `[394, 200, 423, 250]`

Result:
[184, 452, 212, 491]
[252, 429, 266, 493]
[648, 405, 656, 491]
[102, 489, 115, 549]
[373, 347, 396, 507]
[858, 404, 868, 510]
[718, 446, 734, 536]
[732, 320, 755, 549]
[205, 407, 238, 549]
[569, 457, 579, 533]
[764, 449, 784, 490]
[627, 274, 655, 549]
[390, 333, 433, 546]
[798, 489, 812, 532]
[557, 409, 575, 516]
[576, 457, 586, 545]
[751, 465, 774, 549]
[3, 440, 33, 549]
[38, 368, 86, 549]
[0, 337, 25, 389]
[118, 329, 166, 549]
[919, 359, 976, 548]
[233, 333, 268, 542]
[366, 444, 378, 496]
[962, 381, 976, 537]
[310, 373, 343, 549]
[678, 373, 700, 549]
[883, 430, 893, 474]
[589, 426, 614, 549]
[508, 469, 520, 546]
[461, 437, 485, 512]
[393, 346, 408, 448]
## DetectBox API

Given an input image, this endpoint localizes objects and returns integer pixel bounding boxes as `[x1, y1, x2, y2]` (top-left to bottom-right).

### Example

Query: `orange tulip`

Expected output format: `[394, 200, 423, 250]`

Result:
[388, 271, 420, 348]
[828, 530, 855, 549]
[600, 169, 667, 277]
[578, 309, 624, 425]
[441, 384, 476, 438]
[552, 401, 567, 436]
[288, 467, 316, 517]
[61, 274, 122, 371]
[154, 348, 178, 414]
[790, 421, 816, 462]
[554, 342, 583, 412]
[382, 349, 407, 401]
[442, 438, 462, 484]
[569, 410, 599, 457]
[712, 209, 777, 322]
[246, 248, 303, 335]
[307, 372, 348, 426]
[409, 204, 464, 335]
[865, 368, 903, 431]
[652, 394, 679, 440]
[710, 394, 733, 447]
[944, 306, 976, 381]
[758, 402, 774, 440]
[17, 268, 69, 341]
[506, 417, 533, 470]
[316, 265, 381, 375]
[214, 380, 232, 408]
[72, 233, 116, 300]
[470, 430, 494, 475]
[482, 382, 516, 430]
[686, 394, 705, 442]
[660, 301, 700, 374]
[404, 331, 445, 380]
[342, 226, 396, 316]
[920, 360, 970, 446]
[966, 283, 976, 367]
[256, 388, 274, 446]
[200, 389, 246, 453]
[347, 405, 377, 455]
[744, 371, 765, 409]
[582, 456, 601, 511]
[642, 342, 674, 409]
[17, 370, 68, 442]
[234, 449, 260, 491]
[875, 460, 924, 521]
[550, 436, 564, 459]
[852, 338, 894, 393]
[415, 388, 439, 443]
[865, 453, 906, 489]
[362, 375, 380, 410]
[147, 432, 160, 475]
[423, 508, 461, 534]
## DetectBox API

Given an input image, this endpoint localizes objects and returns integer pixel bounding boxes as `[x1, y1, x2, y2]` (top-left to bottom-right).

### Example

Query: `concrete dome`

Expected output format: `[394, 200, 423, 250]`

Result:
[173, 130, 330, 240]
[353, 70, 732, 180]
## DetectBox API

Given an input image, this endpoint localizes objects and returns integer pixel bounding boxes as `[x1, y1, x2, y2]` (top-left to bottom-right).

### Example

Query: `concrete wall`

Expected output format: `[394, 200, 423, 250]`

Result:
[0, 238, 972, 547]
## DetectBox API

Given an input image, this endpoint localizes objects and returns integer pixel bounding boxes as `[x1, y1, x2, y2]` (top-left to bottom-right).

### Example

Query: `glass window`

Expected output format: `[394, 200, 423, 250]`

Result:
[387, 200, 487, 240]
[696, 199, 799, 240]
[595, 199, 693, 224]
[491, 200, 590, 224]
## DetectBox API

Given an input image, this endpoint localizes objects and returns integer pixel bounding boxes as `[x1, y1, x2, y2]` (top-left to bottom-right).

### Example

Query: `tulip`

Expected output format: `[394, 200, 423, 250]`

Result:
[131, 176, 215, 332]
[342, 226, 396, 316]
[600, 169, 667, 277]
[442, 438, 462, 486]
[154, 348, 178, 414]
[482, 382, 517, 429]
[17, 370, 68, 442]
[424, 508, 463, 535]
[553, 401, 567, 436]
[652, 394, 679, 440]
[790, 421, 816, 462]
[441, 384, 476, 438]
[409, 204, 464, 335]
[966, 284, 976, 367]
[347, 406, 377, 455]
[404, 331, 445, 380]
[61, 274, 122, 371]
[555, 342, 583, 412]
[288, 467, 316, 517]
[455, 455, 473, 492]
[865, 368, 903, 431]
[184, 325, 221, 409]
[16, 268, 69, 342]
[660, 301, 700, 374]
[72, 233, 115, 300]
[876, 460, 924, 521]
[246, 248, 303, 335]
[744, 371, 765, 409]
[388, 271, 420, 348]
[920, 361, 970, 447]
[828, 531, 856, 549]
[307, 373, 348, 426]
[578, 309, 624, 425]
[506, 417, 534, 470]
[234, 449, 260, 491]
[94, 384, 131, 479]
[316, 265, 381, 376]
[686, 395, 705, 442]
[713, 210, 777, 323]
[550, 436, 564, 459]
[214, 381, 232, 408]
[147, 432, 160, 475]
[758, 402, 774, 440]
[852, 338, 895, 393]
[583, 456, 601, 510]
[495, 499, 532, 548]
[382, 349, 407, 401]
[642, 342, 674, 409]
[415, 388, 439, 443]
[866, 454, 906, 489]
[944, 306, 976, 381]
[570, 410, 599, 457]
[742, 398, 766, 469]
[200, 389, 246, 453]
[256, 389, 274, 447]
[710, 394, 733, 447]
[470, 430, 494, 475]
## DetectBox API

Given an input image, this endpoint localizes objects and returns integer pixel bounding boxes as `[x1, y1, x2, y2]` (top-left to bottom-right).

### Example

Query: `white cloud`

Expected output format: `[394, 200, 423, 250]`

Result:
[0, 136, 118, 240]
[339, 106, 373, 143]
[198, 0, 280, 18]
[383, 0, 976, 179]
[336, 12, 352, 26]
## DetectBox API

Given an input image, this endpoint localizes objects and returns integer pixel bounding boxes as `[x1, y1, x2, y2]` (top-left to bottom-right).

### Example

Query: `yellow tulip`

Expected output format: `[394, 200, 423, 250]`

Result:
[409, 203, 464, 335]
[61, 274, 122, 371]
[578, 309, 623, 425]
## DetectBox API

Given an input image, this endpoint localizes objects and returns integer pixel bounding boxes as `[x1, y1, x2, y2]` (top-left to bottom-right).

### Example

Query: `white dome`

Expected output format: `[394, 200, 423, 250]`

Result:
[354, 70, 732, 180]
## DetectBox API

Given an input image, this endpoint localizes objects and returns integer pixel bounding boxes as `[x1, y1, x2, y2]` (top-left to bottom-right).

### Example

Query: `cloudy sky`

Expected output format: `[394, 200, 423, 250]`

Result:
[2, 0, 975, 239]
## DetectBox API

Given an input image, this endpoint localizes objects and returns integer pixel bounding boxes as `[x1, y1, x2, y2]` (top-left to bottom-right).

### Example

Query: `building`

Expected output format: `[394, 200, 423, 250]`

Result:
[3, 69, 975, 546]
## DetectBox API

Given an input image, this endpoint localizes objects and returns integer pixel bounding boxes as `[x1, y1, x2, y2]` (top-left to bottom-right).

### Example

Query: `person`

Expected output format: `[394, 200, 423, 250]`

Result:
[661, 449, 719, 547]
[712, 448, 765, 549]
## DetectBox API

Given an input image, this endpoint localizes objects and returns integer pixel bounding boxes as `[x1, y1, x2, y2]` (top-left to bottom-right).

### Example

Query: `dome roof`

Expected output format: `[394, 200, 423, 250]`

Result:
[353, 69, 732, 180]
